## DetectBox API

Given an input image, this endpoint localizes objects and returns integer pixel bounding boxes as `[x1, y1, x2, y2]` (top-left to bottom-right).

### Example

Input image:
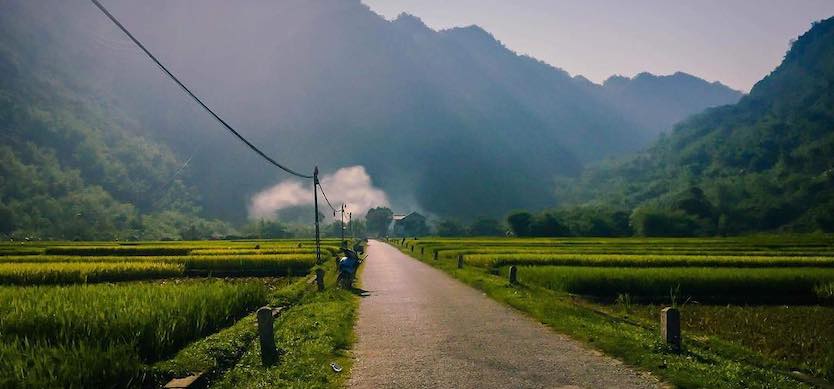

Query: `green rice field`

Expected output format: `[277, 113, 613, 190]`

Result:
[0, 239, 356, 388]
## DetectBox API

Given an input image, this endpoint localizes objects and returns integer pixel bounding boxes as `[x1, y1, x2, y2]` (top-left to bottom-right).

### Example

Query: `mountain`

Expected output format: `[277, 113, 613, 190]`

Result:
[0, 1, 234, 240]
[599, 72, 742, 138]
[0, 0, 744, 237]
[559, 17, 834, 234]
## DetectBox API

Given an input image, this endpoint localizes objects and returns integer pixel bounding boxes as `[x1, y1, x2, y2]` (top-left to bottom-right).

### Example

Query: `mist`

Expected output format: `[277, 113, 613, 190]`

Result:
[0, 0, 741, 223]
[248, 166, 389, 221]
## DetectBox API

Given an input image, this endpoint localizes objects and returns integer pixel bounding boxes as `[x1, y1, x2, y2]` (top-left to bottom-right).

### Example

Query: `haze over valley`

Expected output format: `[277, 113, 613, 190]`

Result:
[0, 0, 831, 239]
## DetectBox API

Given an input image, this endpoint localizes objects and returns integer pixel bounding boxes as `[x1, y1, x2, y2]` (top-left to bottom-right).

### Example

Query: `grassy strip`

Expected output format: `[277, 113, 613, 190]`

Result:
[392, 241, 807, 389]
[0, 255, 315, 284]
[44, 246, 193, 256]
[434, 248, 834, 259]
[0, 254, 317, 280]
[0, 262, 184, 285]
[183, 254, 316, 275]
[189, 248, 337, 256]
[213, 262, 358, 388]
[0, 248, 44, 256]
[513, 266, 834, 303]
[401, 234, 834, 246]
[463, 253, 834, 268]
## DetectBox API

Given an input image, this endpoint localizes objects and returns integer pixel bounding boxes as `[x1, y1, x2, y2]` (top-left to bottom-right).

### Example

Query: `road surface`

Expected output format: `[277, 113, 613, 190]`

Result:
[347, 240, 660, 389]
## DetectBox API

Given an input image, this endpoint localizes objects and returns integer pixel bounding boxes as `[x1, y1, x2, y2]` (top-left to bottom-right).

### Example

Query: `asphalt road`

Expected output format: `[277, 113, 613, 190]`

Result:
[347, 240, 660, 389]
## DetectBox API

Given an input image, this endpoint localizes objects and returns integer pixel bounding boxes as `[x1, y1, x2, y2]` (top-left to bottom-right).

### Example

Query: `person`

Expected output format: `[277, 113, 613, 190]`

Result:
[337, 248, 361, 288]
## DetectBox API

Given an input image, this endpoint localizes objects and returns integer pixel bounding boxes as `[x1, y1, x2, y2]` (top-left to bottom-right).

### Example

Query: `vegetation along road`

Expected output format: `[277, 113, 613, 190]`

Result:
[348, 240, 660, 388]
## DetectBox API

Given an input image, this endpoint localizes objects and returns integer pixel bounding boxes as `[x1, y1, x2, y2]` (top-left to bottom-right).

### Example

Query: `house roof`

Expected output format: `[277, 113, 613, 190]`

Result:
[394, 212, 425, 224]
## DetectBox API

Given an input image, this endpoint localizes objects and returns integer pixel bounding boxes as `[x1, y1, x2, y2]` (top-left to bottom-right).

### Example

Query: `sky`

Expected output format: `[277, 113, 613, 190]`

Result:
[363, 0, 834, 92]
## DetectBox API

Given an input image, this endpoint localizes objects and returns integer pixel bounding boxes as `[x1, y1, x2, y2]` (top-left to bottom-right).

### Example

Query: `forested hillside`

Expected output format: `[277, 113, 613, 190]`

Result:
[0, 0, 744, 239]
[557, 17, 834, 235]
[0, 3, 229, 240]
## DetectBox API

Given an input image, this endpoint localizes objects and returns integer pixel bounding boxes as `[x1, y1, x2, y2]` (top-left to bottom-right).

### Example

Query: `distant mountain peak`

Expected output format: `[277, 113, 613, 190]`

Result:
[441, 24, 500, 45]
[393, 13, 428, 30]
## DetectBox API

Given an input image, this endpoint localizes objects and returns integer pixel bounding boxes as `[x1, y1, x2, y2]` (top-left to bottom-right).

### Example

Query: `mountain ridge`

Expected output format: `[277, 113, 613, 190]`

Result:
[558, 16, 834, 234]
[0, 0, 746, 238]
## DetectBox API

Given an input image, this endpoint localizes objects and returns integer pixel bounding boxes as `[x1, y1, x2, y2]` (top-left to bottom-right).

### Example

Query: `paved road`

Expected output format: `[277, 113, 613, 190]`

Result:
[347, 240, 660, 389]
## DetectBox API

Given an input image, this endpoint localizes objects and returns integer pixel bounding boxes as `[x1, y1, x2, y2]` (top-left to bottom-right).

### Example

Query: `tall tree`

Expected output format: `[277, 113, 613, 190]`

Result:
[365, 207, 393, 237]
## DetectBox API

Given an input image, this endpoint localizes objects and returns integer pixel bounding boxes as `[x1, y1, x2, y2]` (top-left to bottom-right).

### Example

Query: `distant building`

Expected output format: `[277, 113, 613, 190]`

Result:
[392, 212, 429, 237]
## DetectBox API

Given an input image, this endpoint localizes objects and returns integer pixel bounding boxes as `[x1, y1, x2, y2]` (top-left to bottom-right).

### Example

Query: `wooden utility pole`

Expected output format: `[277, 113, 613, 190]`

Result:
[340, 203, 346, 242]
[313, 167, 321, 264]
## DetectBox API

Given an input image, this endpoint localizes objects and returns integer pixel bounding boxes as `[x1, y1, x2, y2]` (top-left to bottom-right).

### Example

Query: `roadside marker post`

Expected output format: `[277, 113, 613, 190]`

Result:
[509, 265, 518, 284]
[257, 307, 278, 365]
[661, 307, 681, 353]
[316, 268, 325, 291]
[457, 255, 464, 269]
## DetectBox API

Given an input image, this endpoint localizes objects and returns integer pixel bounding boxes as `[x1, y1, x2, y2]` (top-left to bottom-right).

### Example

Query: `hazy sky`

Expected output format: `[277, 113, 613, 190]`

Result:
[363, 0, 834, 92]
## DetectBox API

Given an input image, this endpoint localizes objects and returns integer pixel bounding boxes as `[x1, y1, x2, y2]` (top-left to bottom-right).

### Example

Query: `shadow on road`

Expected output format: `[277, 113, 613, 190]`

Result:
[345, 287, 372, 297]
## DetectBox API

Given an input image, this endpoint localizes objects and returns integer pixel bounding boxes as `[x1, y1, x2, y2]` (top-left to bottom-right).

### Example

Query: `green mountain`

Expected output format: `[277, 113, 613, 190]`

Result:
[560, 17, 834, 235]
[599, 72, 742, 139]
[0, 0, 745, 238]
[0, 2, 231, 240]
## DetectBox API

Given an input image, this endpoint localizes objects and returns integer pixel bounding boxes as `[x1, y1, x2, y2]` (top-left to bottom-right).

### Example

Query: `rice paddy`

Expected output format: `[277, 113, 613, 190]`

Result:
[0, 239, 355, 388]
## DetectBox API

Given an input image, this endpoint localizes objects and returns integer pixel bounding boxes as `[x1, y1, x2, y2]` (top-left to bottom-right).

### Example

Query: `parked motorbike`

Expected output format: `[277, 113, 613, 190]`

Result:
[337, 248, 362, 289]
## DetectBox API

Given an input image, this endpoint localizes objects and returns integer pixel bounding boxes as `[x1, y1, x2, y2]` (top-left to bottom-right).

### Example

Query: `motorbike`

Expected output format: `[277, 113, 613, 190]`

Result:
[337, 249, 362, 289]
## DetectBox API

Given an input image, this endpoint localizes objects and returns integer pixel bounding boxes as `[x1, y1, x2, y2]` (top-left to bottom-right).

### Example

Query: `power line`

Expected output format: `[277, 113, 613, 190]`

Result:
[317, 183, 337, 214]
[89, 0, 312, 179]
[147, 142, 202, 209]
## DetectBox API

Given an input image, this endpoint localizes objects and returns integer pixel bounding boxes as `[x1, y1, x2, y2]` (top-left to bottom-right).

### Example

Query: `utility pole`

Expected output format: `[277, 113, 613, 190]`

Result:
[349, 212, 353, 240]
[313, 167, 321, 264]
[340, 203, 346, 243]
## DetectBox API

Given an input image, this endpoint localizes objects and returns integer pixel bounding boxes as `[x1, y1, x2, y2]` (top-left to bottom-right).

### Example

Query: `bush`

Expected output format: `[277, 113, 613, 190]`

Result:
[507, 211, 533, 237]
[530, 213, 570, 237]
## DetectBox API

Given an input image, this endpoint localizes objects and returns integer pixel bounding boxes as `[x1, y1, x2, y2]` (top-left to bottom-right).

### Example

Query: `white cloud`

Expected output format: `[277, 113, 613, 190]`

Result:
[248, 166, 389, 220]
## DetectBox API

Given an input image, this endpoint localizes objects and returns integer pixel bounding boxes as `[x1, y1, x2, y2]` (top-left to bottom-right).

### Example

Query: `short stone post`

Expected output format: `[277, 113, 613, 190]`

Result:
[421, 247, 424, 255]
[410, 245, 414, 253]
[315, 268, 325, 291]
[457, 255, 464, 269]
[257, 307, 278, 365]
[433, 251, 438, 260]
[660, 307, 681, 352]
[509, 265, 518, 284]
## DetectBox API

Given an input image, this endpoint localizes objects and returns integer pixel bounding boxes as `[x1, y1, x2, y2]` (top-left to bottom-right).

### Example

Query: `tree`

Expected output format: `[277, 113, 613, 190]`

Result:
[507, 211, 533, 237]
[530, 213, 571, 237]
[673, 187, 715, 220]
[365, 207, 393, 237]
[468, 218, 503, 236]
[630, 208, 701, 237]
[259, 220, 290, 239]
[0, 204, 14, 237]
[435, 219, 466, 237]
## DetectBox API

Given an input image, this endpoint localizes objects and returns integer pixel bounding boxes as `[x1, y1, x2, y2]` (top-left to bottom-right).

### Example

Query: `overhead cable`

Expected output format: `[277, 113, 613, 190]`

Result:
[89, 0, 312, 179]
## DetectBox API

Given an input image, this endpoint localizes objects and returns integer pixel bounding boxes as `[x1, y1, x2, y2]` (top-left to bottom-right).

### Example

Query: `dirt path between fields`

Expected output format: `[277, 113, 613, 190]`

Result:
[347, 240, 661, 389]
